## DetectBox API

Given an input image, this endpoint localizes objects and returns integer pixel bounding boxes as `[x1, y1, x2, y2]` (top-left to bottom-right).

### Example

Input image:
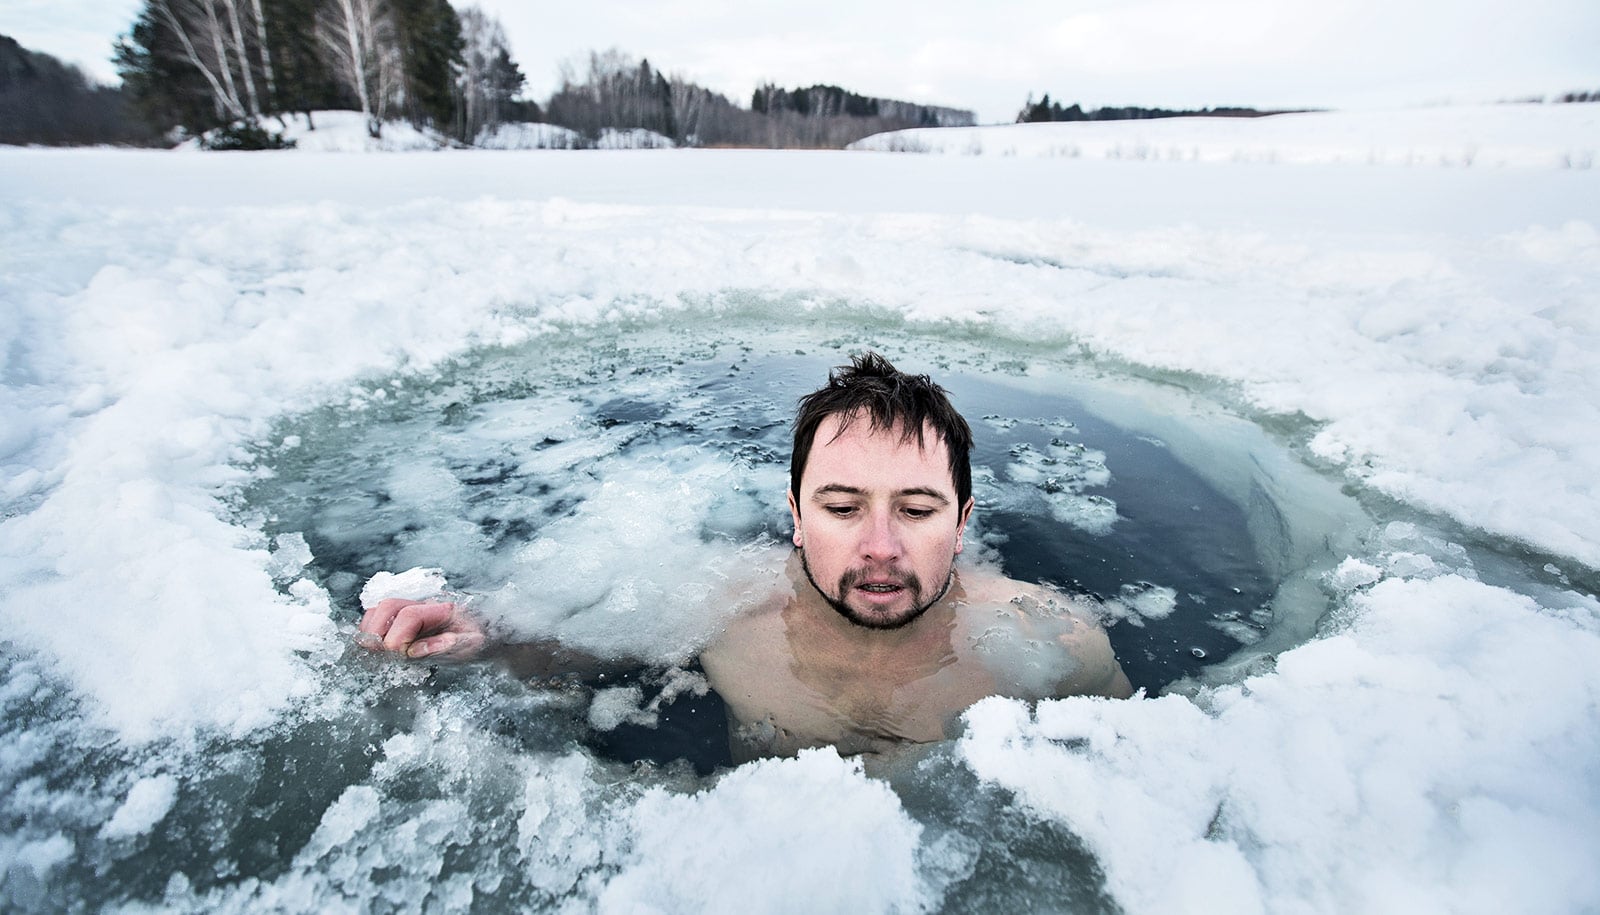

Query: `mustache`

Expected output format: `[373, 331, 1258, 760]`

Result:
[838, 567, 923, 594]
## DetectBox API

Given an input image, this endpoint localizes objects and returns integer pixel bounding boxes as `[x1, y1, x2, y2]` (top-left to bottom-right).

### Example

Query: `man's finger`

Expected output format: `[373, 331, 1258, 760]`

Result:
[358, 598, 416, 637]
[382, 601, 458, 653]
[407, 632, 457, 659]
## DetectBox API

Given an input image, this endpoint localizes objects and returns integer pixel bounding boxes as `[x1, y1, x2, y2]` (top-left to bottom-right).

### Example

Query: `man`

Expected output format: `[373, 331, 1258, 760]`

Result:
[359, 353, 1132, 765]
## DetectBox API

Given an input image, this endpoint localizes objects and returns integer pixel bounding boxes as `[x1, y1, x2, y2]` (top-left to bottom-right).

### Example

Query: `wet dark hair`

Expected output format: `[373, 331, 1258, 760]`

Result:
[790, 352, 973, 519]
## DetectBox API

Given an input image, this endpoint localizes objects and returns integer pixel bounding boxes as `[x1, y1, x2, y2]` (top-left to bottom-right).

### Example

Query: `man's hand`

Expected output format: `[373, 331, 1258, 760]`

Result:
[356, 598, 486, 660]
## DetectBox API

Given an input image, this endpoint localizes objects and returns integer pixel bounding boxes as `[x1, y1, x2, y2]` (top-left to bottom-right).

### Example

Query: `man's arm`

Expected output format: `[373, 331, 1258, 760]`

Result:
[1000, 582, 1135, 700]
[1075, 625, 1135, 699]
[356, 597, 628, 681]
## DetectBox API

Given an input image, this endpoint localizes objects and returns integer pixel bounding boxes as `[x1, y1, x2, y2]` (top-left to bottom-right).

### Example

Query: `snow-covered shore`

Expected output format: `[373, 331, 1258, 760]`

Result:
[852, 102, 1599, 169]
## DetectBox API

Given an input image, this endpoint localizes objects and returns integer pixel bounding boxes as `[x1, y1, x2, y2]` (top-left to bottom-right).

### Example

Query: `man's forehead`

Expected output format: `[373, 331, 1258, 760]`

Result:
[804, 412, 955, 490]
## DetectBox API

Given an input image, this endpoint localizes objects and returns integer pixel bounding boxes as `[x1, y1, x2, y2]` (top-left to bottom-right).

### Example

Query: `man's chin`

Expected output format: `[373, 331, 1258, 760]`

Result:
[834, 595, 925, 630]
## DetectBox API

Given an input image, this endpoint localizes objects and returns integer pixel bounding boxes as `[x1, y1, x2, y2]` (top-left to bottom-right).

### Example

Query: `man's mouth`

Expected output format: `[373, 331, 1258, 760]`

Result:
[800, 553, 938, 630]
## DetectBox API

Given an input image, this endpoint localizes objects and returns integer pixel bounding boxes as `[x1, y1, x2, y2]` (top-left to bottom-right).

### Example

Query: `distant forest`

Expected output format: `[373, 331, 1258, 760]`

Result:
[0, 35, 163, 145]
[1016, 92, 1304, 123]
[544, 50, 973, 149]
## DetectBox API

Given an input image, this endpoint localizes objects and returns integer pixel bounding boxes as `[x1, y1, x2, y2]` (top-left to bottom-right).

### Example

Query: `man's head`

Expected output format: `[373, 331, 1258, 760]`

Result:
[787, 353, 975, 629]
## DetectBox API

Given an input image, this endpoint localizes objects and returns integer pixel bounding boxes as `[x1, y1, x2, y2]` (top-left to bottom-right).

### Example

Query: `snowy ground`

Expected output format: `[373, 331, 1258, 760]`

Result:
[2, 106, 1599, 913]
[851, 102, 1600, 169]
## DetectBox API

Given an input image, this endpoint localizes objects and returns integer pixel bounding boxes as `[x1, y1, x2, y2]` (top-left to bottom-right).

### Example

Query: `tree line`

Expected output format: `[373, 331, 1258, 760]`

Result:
[1016, 92, 1303, 123]
[543, 50, 974, 148]
[0, 35, 164, 145]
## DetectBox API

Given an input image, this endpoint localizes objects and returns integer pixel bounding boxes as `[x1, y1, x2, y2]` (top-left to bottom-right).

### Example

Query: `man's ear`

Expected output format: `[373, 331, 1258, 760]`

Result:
[954, 497, 975, 554]
[788, 489, 803, 548]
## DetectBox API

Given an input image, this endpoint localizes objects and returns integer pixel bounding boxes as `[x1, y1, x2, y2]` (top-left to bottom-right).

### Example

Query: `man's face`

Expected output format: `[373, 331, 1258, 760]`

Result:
[789, 413, 973, 630]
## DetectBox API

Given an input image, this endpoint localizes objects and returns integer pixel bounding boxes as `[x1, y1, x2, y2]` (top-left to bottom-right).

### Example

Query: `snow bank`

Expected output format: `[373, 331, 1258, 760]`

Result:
[475, 120, 583, 150]
[207, 110, 452, 152]
[181, 112, 675, 152]
[961, 572, 1600, 914]
[852, 102, 1600, 168]
[593, 127, 675, 149]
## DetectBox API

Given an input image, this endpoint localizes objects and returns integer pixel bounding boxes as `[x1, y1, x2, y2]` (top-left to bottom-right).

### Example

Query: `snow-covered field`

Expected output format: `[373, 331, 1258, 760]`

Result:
[2, 106, 1599, 913]
[852, 102, 1600, 169]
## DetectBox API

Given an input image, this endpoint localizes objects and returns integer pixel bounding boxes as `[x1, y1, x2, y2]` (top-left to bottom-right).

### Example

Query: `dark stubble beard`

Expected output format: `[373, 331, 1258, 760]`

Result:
[798, 549, 955, 631]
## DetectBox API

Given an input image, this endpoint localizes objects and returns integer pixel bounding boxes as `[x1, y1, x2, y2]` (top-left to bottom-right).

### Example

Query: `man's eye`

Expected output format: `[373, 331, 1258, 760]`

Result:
[825, 505, 858, 517]
[902, 507, 935, 520]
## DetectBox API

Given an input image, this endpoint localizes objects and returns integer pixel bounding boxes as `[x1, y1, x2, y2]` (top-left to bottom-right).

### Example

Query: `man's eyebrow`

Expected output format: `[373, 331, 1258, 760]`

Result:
[810, 484, 950, 504]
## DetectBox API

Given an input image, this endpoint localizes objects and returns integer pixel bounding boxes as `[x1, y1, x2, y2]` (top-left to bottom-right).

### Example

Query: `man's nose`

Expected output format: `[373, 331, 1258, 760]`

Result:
[859, 508, 903, 562]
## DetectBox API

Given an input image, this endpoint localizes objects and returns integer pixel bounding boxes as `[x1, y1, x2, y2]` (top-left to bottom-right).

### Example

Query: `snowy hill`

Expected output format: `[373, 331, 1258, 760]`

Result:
[851, 102, 1599, 168]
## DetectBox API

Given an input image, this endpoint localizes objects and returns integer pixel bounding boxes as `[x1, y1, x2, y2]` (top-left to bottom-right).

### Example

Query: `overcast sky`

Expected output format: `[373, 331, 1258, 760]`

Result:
[11, 0, 1599, 123]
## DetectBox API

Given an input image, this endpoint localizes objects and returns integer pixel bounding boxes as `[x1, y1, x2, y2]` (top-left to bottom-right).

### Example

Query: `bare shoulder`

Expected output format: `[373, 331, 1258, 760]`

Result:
[957, 570, 1098, 628]
[955, 569, 1133, 699]
[699, 580, 790, 676]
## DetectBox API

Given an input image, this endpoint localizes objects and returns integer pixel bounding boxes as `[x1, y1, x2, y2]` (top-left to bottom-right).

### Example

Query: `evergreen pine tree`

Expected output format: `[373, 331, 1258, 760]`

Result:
[389, 0, 462, 129]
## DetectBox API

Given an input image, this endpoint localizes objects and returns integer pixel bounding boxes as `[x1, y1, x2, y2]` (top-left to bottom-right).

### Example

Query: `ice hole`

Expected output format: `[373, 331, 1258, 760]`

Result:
[242, 323, 1373, 772]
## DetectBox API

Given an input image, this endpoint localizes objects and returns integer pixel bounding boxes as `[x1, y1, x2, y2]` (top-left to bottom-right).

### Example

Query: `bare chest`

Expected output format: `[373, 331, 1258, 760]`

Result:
[702, 629, 1003, 761]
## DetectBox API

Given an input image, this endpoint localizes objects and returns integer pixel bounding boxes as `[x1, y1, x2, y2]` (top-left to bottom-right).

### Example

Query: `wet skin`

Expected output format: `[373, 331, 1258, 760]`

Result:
[699, 552, 1131, 767]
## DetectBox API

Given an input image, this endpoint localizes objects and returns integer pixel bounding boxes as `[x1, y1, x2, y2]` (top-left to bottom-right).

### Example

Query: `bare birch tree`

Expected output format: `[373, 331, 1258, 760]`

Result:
[197, 0, 246, 117]
[150, 0, 247, 122]
[216, 0, 259, 116]
[453, 6, 523, 142]
[316, 0, 402, 136]
[248, 0, 276, 101]
[668, 76, 707, 145]
[219, 0, 260, 116]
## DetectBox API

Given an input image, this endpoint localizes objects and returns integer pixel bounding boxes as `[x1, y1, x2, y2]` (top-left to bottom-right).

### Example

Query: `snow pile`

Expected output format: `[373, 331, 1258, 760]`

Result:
[600, 749, 954, 912]
[359, 567, 450, 605]
[478, 124, 675, 150]
[961, 572, 1600, 914]
[254, 110, 449, 152]
[593, 127, 675, 149]
[475, 120, 583, 149]
[98, 775, 178, 841]
[182, 112, 676, 153]
[852, 102, 1600, 168]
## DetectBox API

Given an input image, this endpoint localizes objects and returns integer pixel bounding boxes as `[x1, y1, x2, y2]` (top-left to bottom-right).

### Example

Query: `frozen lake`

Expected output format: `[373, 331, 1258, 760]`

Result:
[2, 107, 1599, 912]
